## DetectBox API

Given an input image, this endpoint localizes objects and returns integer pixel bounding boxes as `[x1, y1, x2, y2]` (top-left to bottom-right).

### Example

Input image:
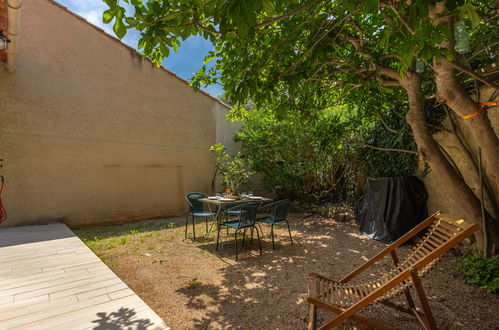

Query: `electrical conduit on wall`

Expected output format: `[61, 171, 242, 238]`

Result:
[6, 0, 21, 73]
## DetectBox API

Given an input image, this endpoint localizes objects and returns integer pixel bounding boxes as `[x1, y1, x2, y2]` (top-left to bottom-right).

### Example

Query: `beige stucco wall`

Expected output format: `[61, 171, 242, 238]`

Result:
[0, 0, 240, 227]
[422, 87, 498, 217]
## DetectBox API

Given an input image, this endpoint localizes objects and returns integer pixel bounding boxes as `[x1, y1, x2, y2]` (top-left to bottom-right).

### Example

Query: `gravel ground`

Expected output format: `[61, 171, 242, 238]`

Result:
[75, 213, 499, 329]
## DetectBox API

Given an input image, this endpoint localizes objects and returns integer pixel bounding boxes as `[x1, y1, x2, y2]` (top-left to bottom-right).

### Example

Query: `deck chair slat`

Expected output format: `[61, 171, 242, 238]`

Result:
[427, 232, 446, 245]
[433, 222, 454, 234]
[432, 228, 452, 241]
[438, 219, 461, 232]
[435, 224, 458, 237]
[417, 242, 434, 255]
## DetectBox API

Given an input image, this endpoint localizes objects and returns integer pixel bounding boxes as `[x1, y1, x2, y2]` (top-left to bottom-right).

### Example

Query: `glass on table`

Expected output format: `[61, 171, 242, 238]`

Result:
[215, 192, 221, 200]
[248, 191, 253, 197]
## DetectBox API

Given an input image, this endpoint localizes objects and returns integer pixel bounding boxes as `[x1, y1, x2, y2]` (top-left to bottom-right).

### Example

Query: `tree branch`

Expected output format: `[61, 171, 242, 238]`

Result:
[376, 112, 400, 134]
[446, 59, 499, 91]
[255, 1, 315, 28]
[379, 54, 402, 61]
[376, 77, 401, 86]
[379, 67, 401, 81]
[361, 143, 418, 155]
[280, 14, 352, 78]
[386, 2, 415, 34]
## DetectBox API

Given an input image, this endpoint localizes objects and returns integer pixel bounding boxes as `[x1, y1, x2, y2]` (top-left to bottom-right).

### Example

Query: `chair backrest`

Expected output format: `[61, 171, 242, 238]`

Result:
[185, 192, 208, 213]
[396, 212, 478, 276]
[233, 202, 260, 227]
[273, 199, 291, 221]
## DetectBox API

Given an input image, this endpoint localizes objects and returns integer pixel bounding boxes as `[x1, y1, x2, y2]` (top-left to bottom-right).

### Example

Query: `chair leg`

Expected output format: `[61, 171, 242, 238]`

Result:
[308, 303, 316, 330]
[205, 218, 208, 234]
[285, 220, 293, 245]
[184, 215, 189, 239]
[234, 229, 239, 261]
[271, 223, 275, 250]
[216, 224, 221, 251]
[410, 269, 437, 330]
[254, 225, 263, 256]
[192, 216, 196, 241]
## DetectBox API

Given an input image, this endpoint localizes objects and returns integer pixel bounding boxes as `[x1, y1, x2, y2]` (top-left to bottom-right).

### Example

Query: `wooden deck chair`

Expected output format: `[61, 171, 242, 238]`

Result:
[307, 211, 478, 330]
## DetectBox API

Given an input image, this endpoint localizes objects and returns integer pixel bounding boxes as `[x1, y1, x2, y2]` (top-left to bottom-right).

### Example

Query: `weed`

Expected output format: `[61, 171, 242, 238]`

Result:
[152, 259, 167, 264]
[130, 229, 139, 235]
[104, 240, 120, 249]
[138, 236, 146, 243]
[118, 237, 131, 245]
[187, 277, 201, 289]
[168, 222, 175, 229]
[146, 245, 155, 251]
[458, 253, 499, 294]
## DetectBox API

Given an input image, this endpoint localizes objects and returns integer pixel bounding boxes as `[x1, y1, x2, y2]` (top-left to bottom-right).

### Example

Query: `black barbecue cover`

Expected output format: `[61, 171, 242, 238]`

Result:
[355, 176, 428, 244]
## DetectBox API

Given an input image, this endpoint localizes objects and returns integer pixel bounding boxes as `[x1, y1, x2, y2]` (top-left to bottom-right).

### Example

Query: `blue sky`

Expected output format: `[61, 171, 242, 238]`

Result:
[55, 0, 223, 97]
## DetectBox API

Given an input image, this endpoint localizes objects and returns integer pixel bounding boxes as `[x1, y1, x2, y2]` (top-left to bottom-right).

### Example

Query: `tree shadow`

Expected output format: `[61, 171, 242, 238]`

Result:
[91, 307, 156, 330]
[175, 284, 221, 310]
[178, 215, 393, 329]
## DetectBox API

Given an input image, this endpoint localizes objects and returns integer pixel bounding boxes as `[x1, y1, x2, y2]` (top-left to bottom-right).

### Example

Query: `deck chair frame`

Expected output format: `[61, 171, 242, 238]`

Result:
[306, 211, 479, 330]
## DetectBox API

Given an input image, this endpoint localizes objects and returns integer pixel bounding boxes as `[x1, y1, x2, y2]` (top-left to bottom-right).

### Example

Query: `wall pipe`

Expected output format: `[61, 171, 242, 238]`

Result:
[6, 0, 21, 72]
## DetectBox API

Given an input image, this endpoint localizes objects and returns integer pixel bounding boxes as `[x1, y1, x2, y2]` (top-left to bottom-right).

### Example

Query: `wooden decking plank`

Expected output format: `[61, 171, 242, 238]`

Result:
[0, 295, 79, 322]
[108, 288, 135, 301]
[48, 298, 166, 330]
[15, 296, 147, 330]
[49, 277, 123, 300]
[0, 295, 50, 315]
[2, 268, 110, 296]
[13, 272, 117, 302]
[76, 282, 129, 301]
[0, 294, 111, 328]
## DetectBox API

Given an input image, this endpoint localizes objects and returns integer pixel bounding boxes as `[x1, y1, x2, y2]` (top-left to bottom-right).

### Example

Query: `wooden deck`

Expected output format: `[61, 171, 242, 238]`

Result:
[0, 223, 169, 330]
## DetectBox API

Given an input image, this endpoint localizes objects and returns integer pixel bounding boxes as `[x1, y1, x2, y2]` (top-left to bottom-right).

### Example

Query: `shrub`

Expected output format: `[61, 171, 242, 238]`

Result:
[458, 253, 499, 294]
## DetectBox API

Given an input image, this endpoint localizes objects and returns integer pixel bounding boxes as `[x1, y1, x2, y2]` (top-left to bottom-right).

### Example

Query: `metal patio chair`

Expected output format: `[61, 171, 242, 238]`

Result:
[184, 192, 215, 241]
[216, 202, 262, 261]
[255, 199, 293, 250]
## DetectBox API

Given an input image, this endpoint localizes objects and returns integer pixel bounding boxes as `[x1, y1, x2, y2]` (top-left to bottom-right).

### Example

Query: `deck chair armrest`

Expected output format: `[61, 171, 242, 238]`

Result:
[340, 212, 441, 283]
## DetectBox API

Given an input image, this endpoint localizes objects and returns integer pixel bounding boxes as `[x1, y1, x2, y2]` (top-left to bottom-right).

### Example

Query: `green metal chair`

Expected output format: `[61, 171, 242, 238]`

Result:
[255, 199, 293, 250]
[216, 202, 262, 261]
[184, 192, 216, 240]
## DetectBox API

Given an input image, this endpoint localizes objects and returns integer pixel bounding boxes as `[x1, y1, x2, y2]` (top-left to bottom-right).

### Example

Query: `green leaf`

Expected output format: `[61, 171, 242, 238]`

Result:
[102, 9, 114, 24]
[113, 19, 127, 39]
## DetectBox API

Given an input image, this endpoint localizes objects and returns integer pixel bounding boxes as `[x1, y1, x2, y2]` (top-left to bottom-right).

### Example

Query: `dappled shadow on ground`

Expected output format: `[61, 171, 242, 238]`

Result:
[184, 215, 388, 329]
[91, 307, 155, 330]
[77, 214, 499, 330]
[176, 215, 499, 329]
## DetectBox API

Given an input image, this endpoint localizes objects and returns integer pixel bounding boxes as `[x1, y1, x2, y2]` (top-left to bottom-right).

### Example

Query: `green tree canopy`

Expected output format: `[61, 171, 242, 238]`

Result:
[102, 0, 499, 253]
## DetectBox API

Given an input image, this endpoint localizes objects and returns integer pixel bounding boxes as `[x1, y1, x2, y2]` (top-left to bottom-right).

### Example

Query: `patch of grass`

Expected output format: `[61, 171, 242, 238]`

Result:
[146, 245, 155, 250]
[138, 236, 146, 243]
[458, 253, 499, 294]
[187, 277, 201, 289]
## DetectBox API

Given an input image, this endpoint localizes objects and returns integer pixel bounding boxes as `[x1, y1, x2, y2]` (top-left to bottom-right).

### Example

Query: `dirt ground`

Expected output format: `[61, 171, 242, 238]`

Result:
[74, 214, 499, 330]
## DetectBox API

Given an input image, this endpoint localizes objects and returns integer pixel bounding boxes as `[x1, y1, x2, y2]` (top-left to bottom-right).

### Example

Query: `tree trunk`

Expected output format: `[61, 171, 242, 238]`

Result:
[400, 72, 499, 253]
[434, 59, 499, 197]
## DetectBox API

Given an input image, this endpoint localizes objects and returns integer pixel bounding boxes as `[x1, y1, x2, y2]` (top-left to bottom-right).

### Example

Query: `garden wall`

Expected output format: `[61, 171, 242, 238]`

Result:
[422, 87, 498, 219]
[0, 0, 240, 227]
